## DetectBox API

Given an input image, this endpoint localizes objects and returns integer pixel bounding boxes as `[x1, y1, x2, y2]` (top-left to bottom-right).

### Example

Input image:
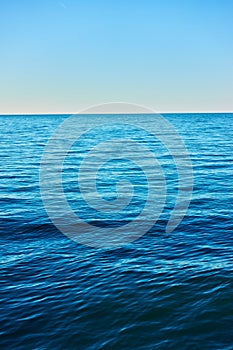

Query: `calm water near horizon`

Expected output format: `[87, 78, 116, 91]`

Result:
[1, 113, 233, 349]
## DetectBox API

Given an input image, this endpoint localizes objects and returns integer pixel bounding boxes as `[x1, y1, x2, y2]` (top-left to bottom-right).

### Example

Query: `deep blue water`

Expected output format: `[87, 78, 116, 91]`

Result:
[1, 113, 233, 349]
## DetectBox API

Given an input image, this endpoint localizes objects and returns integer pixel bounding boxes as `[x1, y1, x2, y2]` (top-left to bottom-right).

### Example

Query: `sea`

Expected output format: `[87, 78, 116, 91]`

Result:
[1, 113, 233, 349]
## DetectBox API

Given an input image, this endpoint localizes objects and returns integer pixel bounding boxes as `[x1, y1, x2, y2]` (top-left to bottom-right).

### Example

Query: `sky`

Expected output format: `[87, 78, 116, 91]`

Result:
[0, 0, 233, 113]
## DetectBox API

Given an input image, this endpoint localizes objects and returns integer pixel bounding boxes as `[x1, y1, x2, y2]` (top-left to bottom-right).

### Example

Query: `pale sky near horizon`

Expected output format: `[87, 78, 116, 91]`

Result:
[0, 0, 233, 114]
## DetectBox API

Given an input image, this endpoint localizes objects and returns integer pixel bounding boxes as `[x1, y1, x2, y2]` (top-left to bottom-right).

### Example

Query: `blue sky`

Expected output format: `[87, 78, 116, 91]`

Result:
[0, 0, 233, 113]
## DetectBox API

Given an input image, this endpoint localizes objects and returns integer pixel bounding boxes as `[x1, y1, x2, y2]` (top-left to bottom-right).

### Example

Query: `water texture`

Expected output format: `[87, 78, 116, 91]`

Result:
[0, 114, 233, 349]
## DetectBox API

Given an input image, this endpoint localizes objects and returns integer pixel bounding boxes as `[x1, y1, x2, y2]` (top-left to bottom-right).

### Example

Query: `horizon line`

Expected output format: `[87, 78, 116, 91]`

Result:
[0, 111, 233, 116]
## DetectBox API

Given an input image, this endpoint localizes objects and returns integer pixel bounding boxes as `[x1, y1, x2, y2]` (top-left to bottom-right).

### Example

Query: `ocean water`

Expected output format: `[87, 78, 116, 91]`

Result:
[1, 113, 233, 349]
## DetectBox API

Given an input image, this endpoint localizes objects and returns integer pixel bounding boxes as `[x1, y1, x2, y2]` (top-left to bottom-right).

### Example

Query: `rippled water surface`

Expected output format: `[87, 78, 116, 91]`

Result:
[1, 114, 233, 349]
